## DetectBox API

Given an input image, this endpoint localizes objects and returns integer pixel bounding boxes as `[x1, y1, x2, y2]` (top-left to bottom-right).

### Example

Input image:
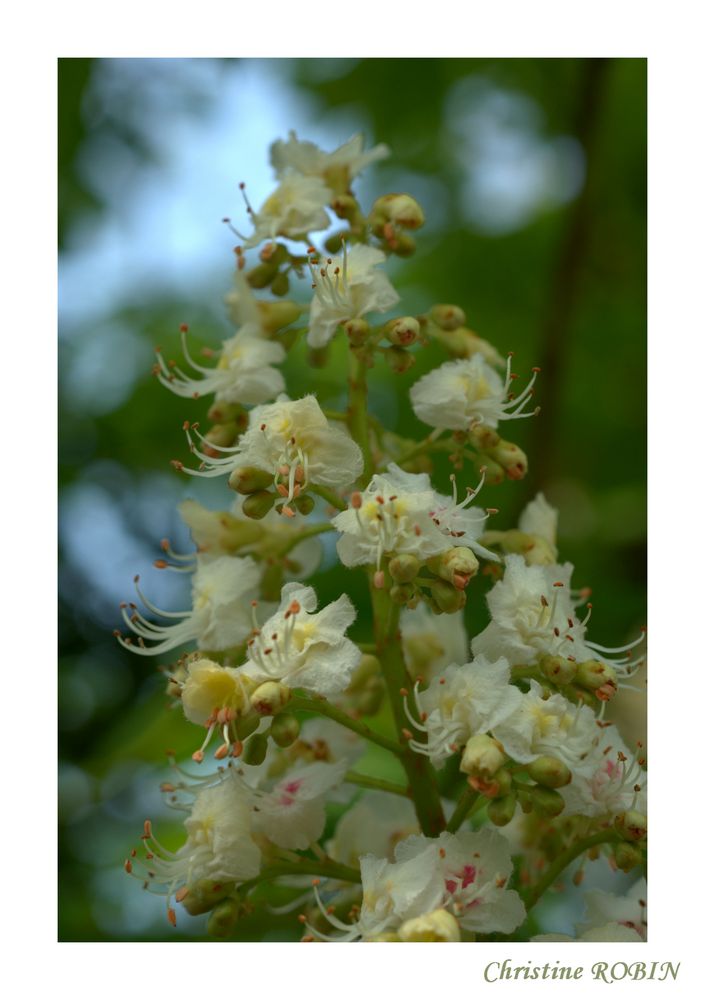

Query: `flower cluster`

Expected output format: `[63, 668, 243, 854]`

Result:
[116, 130, 645, 945]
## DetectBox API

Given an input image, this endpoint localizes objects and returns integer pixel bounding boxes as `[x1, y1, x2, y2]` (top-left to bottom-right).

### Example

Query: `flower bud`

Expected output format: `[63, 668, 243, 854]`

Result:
[331, 193, 360, 220]
[460, 734, 506, 778]
[308, 345, 330, 369]
[613, 842, 643, 873]
[398, 909, 460, 942]
[389, 553, 421, 584]
[539, 654, 577, 685]
[429, 578, 467, 613]
[469, 424, 501, 451]
[426, 546, 479, 589]
[181, 879, 234, 916]
[531, 787, 565, 818]
[430, 304, 466, 331]
[242, 732, 269, 766]
[527, 756, 572, 789]
[390, 582, 417, 606]
[487, 793, 517, 827]
[257, 299, 302, 333]
[251, 681, 292, 716]
[270, 712, 301, 747]
[344, 318, 370, 347]
[371, 193, 425, 230]
[269, 272, 289, 297]
[489, 440, 528, 480]
[294, 494, 315, 516]
[202, 422, 240, 451]
[385, 316, 421, 347]
[575, 660, 618, 701]
[476, 455, 504, 485]
[229, 466, 276, 495]
[207, 400, 247, 425]
[246, 260, 278, 289]
[615, 810, 647, 842]
[324, 231, 345, 254]
[241, 490, 276, 520]
[388, 232, 417, 257]
[207, 897, 245, 938]
[384, 346, 416, 374]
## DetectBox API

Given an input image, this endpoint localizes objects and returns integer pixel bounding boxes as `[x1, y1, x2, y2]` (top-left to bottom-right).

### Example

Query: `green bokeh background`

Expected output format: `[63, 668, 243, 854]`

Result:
[58, 57, 646, 941]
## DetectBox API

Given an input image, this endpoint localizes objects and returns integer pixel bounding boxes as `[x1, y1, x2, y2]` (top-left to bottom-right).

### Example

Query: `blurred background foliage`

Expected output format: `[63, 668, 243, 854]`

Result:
[58, 57, 646, 941]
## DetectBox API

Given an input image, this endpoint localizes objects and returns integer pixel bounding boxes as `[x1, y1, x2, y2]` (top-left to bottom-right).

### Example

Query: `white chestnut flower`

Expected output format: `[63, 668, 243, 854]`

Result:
[270, 131, 390, 189]
[309, 828, 525, 941]
[517, 492, 558, 558]
[326, 791, 419, 868]
[307, 242, 400, 348]
[177, 497, 322, 579]
[116, 554, 261, 656]
[333, 463, 496, 573]
[400, 603, 468, 683]
[471, 555, 644, 679]
[237, 582, 361, 697]
[242, 171, 332, 247]
[154, 324, 285, 405]
[126, 770, 261, 926]
[250, 758, 348, 851]
[493, 680, 601, 776]
[404, 656, 522, 767]
[178, 395, 363, 510]
[577, 879, 647, 941]
[410, 354, 539, 431]
[560, 730, 647, 819]
[533, 923, 644, 942]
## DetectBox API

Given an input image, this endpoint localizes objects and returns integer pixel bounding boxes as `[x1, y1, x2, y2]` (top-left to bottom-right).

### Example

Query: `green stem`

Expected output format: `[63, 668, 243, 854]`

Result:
[345, 770, 410, 798]
[521, 830, 620, 912]
[446, 785, 480, 833]
[369, 576, 446, 836]
[347, 348, 374, 481]
[276, 522, 336, 558]
[310, 484, 347, 512]
[288, 694, 405, 757]
[239, 858, 361, 896]
[395, 428, 445, 466]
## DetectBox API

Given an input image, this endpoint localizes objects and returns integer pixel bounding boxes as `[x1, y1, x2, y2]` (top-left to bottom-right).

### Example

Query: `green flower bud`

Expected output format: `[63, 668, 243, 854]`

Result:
[459, 734, 506, 778]
[487, 793, 517, 827]
[293, 494, 315, 516]
[229, 466, 275, 495]
[270, 712, 301, 748]
[324, 231, 345, 254]
[469, 424, 501, 451]
[385, 346, 416, 374]
[203, 422, 240, 450]
[241, 491, 276, 520]
[246, 261, 278, 289]
[527, 756, 572, 789]
[388, 232, 417, 257]
[206, 400, 247, 425]
[430, 304, 466, 331]
[385, 316, 420, 347]
[207, 897, 245, 938]
[532, 787, 565, 817]
[344, 318, 370, 346]
[353, 678, 386, 716]
[181, 879, 233, 916]
[489, 440, 528, 480]
[257, 299, 302, 333]
[389, 553, 421, 583]
[539, 654, 577, 685]
[426, 546, 479, 590]
[251, 681, 292, 716]
[242, 732, 269, 766]
[390, 582, 417, 606]
[476, 455, 504, 485]
[331, 193, 361, 220]
[613, 842, 643, 873]
[308, 345, 330, 369]
[575, 660, 618, 701]
[371, 193, 425, 230]
[269, 272, 289, 297]
[348, 654, 382, 689]
[429, 578, 467, 613]
[615, 810, 647, 842]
